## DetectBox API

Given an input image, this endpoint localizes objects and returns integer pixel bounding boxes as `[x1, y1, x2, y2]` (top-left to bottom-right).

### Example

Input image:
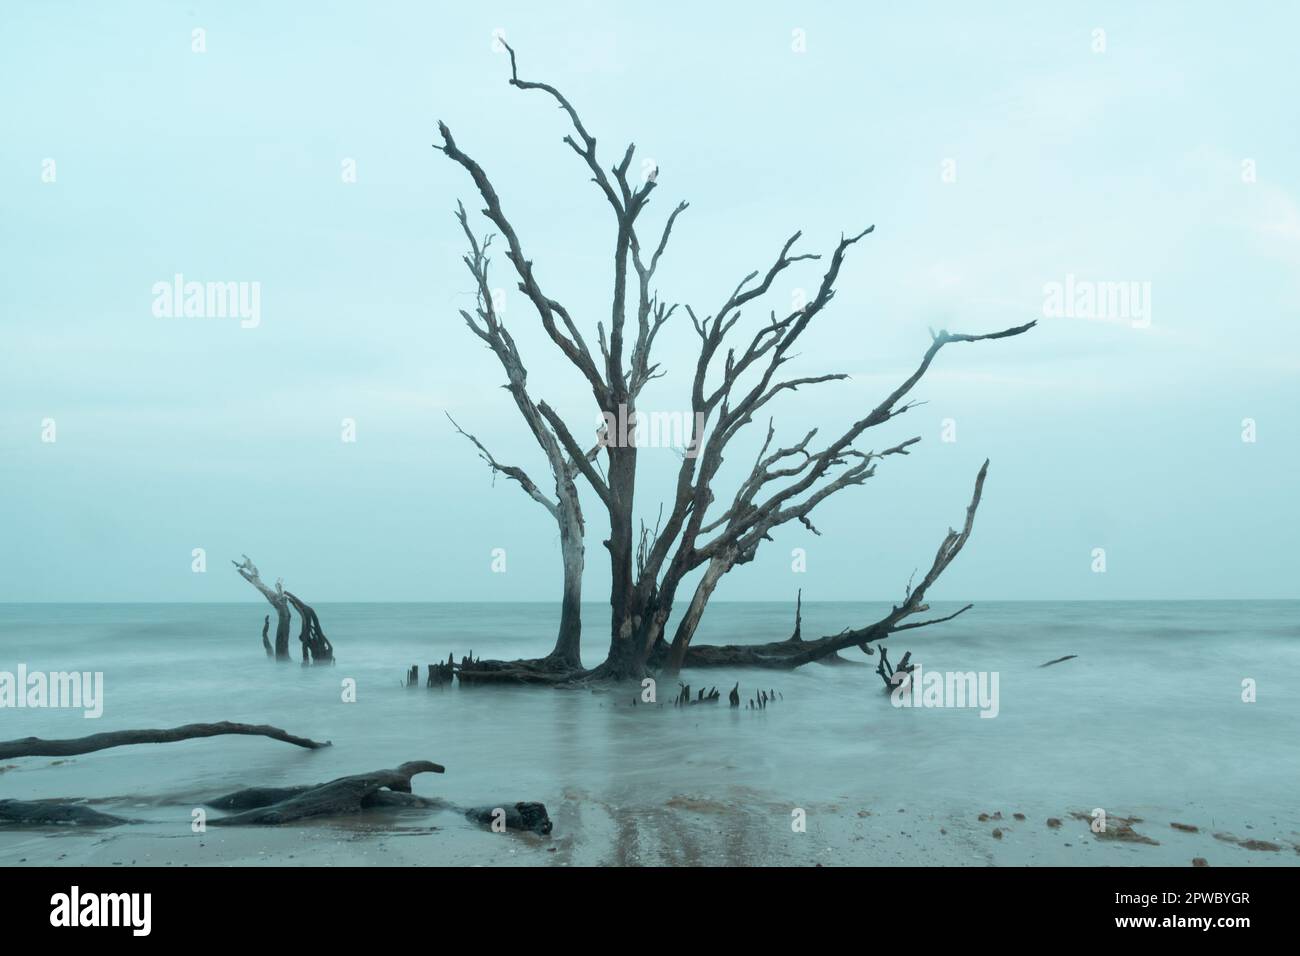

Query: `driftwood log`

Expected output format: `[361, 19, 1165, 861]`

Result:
[208, 761, 444, 825]
[207, 762, 552, 834]
[0, 722, 331, 760]
[455, 653, 581, 686]
[0, 799, 131, 827]
[1040, 654, 1078, 668]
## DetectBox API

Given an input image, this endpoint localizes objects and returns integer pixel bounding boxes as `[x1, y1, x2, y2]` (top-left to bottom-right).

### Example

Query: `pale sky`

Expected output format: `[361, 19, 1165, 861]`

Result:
[1, 2, 1297, 601]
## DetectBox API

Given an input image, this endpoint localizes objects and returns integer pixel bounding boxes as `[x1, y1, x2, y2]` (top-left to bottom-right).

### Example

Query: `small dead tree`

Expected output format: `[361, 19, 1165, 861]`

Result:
[234, 556, 335, 663]
[233, 555, 291, 660]
[436, 45, 1033, 681]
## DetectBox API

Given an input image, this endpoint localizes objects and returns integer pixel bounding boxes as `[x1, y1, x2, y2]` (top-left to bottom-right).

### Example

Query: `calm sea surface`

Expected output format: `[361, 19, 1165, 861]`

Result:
[1, 601, 1296, 865]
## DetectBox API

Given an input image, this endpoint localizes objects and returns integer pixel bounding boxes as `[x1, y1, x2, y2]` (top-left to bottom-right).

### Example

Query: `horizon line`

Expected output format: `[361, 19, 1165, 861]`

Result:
[0, 598, 1295, 606]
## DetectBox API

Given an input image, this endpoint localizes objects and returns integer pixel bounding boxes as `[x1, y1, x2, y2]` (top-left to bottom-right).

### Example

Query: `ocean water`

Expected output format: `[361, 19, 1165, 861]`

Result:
[1, 601, 1297, 866]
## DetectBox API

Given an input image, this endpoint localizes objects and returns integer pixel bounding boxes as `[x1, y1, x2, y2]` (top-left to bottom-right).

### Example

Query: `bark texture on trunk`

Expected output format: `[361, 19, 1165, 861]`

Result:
[549, 491, 585, 668]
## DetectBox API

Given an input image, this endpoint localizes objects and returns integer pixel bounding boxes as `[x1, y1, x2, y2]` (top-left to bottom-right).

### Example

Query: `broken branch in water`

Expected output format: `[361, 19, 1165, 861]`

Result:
[0, 722, 331, 760]
[1039, 654, 1078, 668]
[670, 462, 992, 671]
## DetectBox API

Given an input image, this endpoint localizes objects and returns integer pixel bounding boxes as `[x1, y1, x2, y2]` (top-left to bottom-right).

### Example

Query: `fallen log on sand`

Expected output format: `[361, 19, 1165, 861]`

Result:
[0, 799, 131, 827]
[208, 762, 553, 834]
[208, 761, 444, 825]
[0, 722, 331, 760]
[0, 763, 550, 834]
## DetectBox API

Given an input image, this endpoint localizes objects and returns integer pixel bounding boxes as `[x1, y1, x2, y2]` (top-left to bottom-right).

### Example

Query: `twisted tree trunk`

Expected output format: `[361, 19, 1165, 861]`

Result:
[549, 487, 585, 668]
[665, 553, 733, 675]
[285, 591, 334, 664]
[233, 555, 291, 660]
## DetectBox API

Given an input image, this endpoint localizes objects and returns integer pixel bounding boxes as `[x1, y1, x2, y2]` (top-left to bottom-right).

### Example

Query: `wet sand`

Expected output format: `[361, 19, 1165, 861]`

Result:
[3, 784, 1296, 867]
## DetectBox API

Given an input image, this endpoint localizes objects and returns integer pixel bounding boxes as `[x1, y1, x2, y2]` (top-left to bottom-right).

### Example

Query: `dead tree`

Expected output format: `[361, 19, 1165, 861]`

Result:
[445, 185, 658, 677]
[234, 556, 336, 663]
[437, 45, 1033, 681]
[233, 555, 291, 660]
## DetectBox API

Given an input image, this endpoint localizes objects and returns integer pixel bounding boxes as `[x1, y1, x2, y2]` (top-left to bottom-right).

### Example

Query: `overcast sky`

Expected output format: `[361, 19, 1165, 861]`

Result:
[2, 2, 1296, 602]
